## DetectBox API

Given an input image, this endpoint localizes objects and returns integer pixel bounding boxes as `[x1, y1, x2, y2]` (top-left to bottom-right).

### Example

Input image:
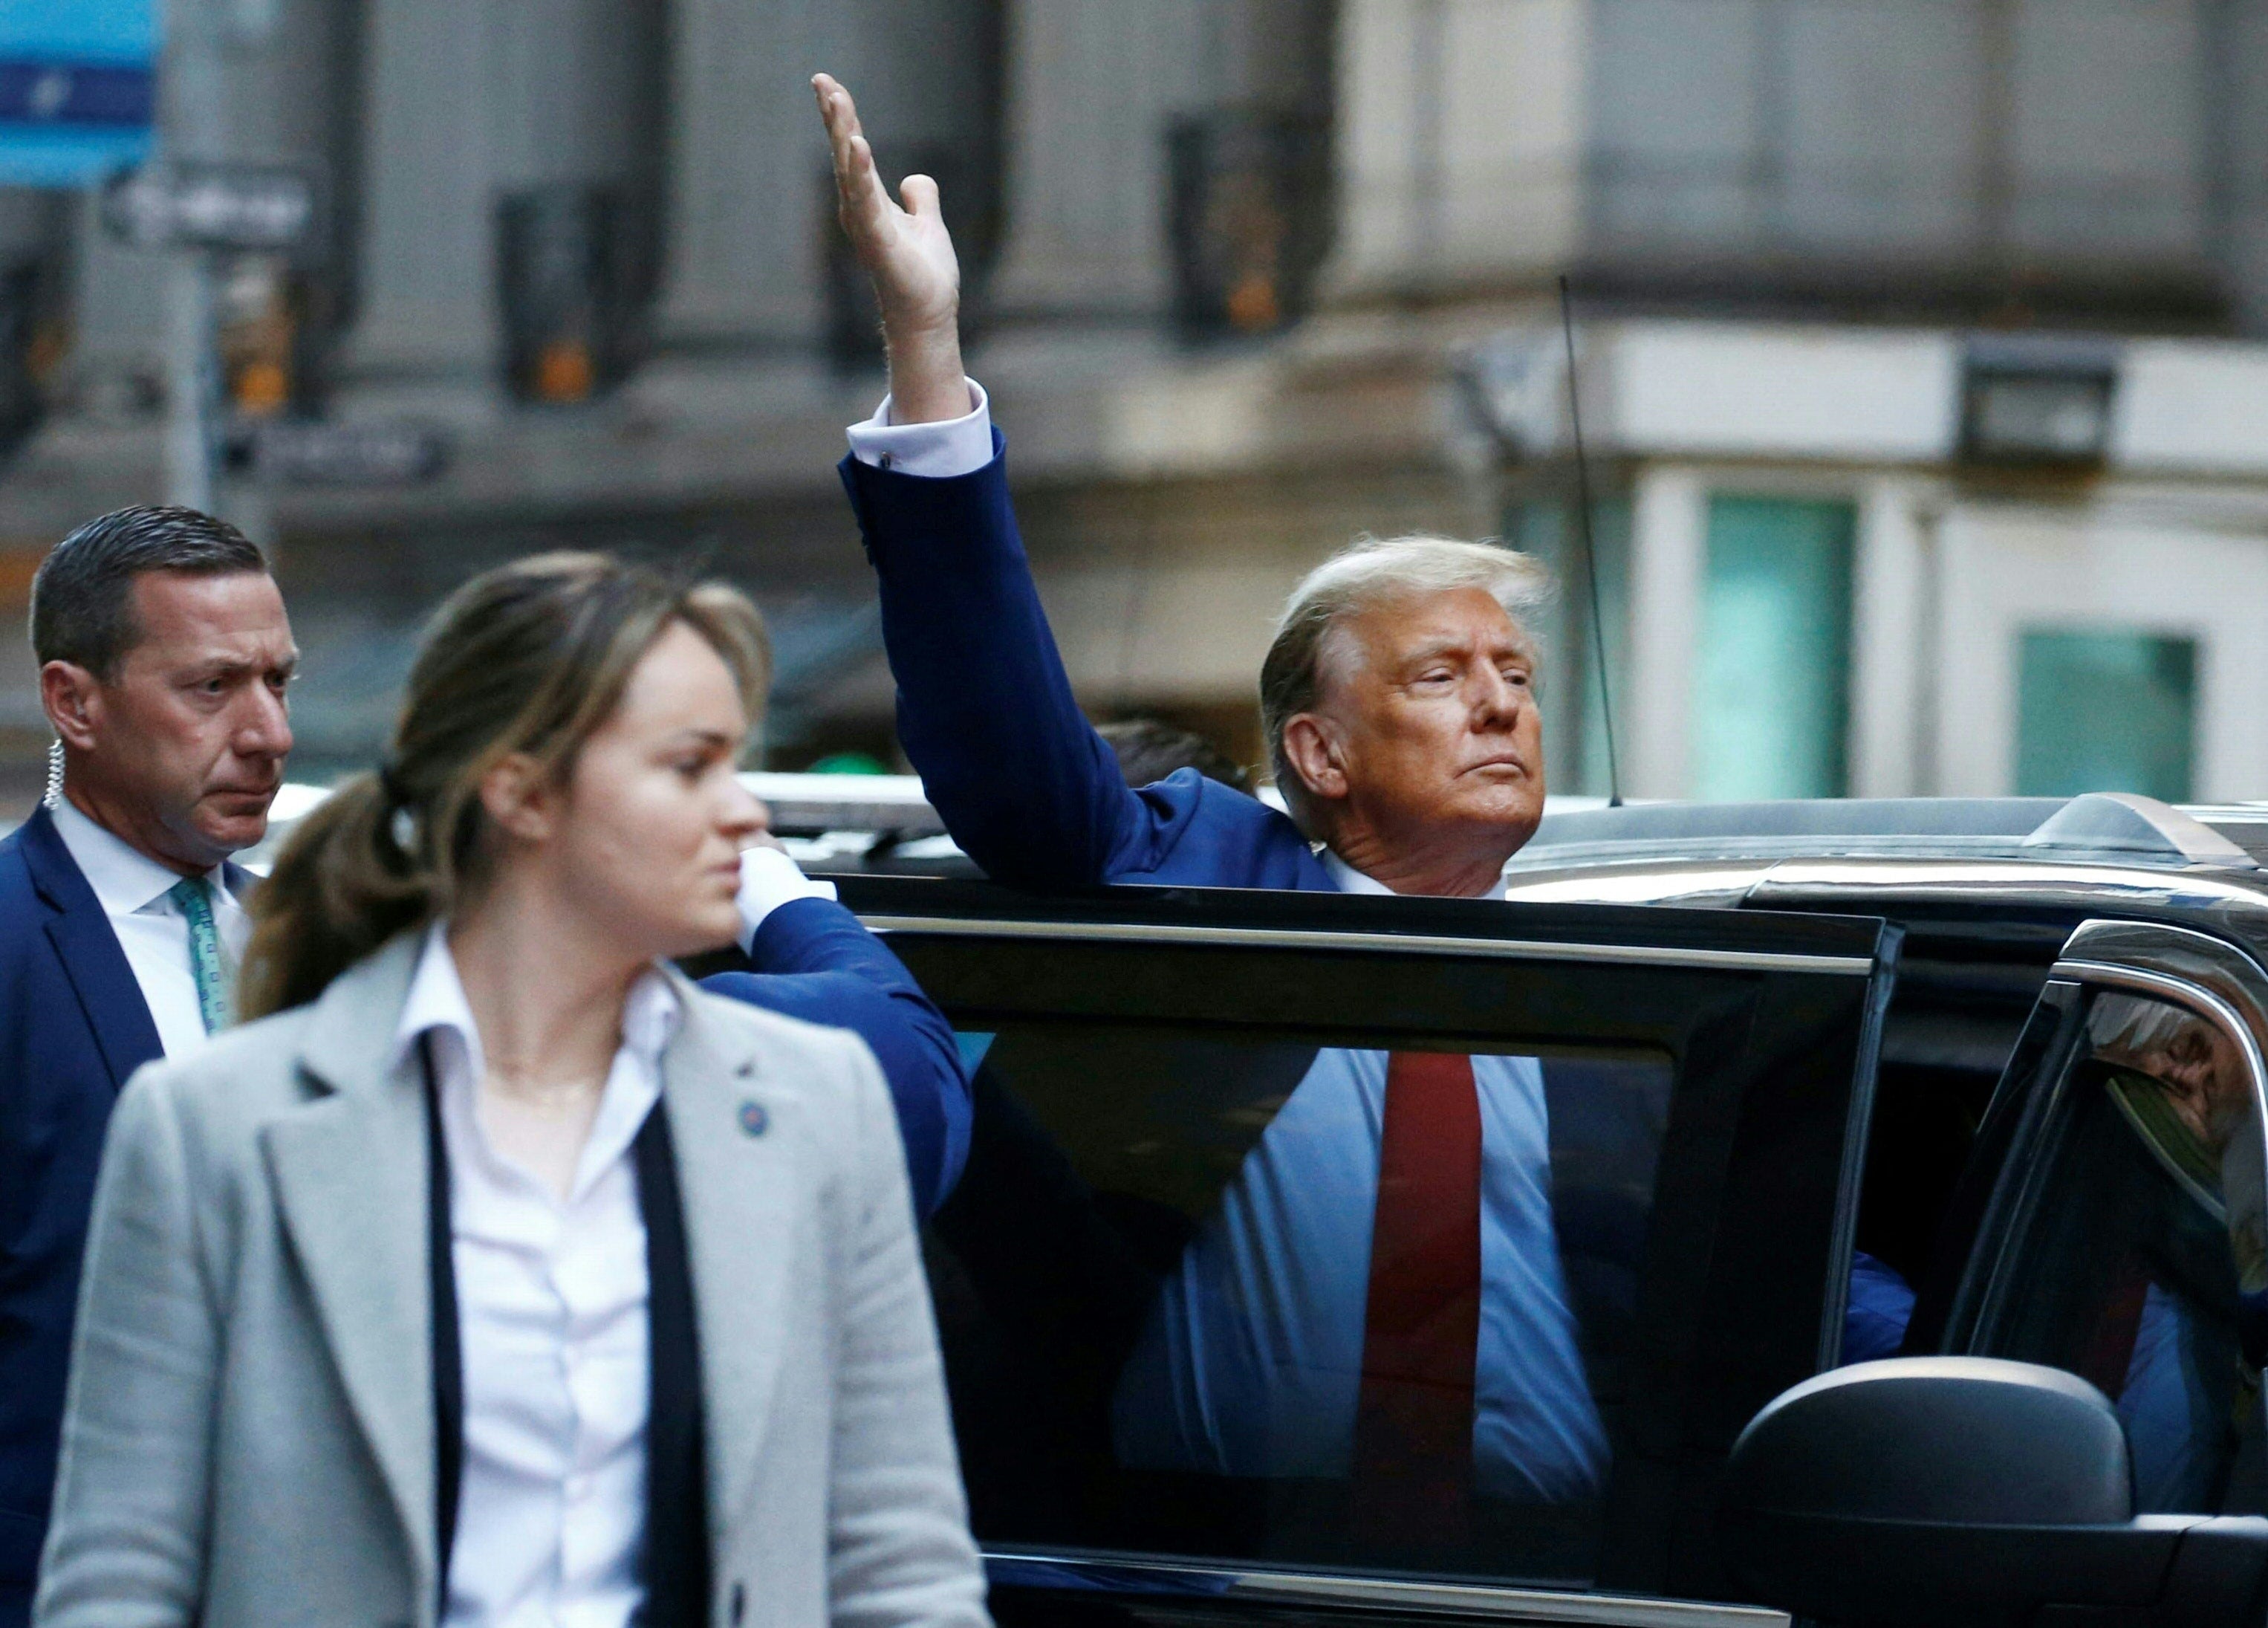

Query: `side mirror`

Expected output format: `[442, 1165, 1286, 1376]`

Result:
[1721, 1358, 2268, 1628]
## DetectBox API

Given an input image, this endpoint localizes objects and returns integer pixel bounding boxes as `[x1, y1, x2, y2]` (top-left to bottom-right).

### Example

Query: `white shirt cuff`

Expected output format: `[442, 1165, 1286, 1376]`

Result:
[735, 845, 839, 953]
[845, 378, 993, 478]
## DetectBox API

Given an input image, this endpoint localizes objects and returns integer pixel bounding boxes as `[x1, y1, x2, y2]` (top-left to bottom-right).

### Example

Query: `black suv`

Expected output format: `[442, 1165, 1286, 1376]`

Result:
[787, 788, 2268, 1628]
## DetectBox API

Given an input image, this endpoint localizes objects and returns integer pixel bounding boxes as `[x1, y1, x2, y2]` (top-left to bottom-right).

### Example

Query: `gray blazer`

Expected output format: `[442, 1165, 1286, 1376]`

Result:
[33, 933, 991, 1628]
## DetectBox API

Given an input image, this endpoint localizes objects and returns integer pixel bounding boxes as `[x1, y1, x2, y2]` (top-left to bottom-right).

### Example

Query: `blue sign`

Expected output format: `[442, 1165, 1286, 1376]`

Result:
[0, 0, 155, 187]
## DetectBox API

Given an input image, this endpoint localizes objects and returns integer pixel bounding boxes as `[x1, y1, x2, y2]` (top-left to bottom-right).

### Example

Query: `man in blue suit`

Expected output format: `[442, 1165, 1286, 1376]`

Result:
[1, 507, 295, 1628]
[1, 507, 968, 1626]
[813, 76, 1898, 1520]
[816, 76, 1593, 1518]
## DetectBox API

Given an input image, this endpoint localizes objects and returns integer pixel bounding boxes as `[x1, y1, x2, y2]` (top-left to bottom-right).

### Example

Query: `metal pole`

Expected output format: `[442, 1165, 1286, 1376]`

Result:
[162, 253, 215, 512]
[160, 0, 222, 513]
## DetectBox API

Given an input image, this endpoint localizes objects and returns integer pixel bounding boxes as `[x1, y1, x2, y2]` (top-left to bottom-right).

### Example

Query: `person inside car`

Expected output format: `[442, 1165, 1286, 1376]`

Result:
[811, 73, 1910, 1522]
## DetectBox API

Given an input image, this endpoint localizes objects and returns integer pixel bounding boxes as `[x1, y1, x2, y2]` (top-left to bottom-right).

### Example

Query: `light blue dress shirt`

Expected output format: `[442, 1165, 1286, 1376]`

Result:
[1110, 1045, 1611, 1502]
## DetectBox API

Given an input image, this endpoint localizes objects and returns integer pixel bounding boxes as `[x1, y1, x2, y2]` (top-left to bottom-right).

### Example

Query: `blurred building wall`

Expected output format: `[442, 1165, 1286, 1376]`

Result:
[4, 0, 2268, 808]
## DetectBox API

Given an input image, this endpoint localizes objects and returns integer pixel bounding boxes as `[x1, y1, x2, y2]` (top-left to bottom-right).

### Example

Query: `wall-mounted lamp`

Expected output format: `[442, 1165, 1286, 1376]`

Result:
[1958, 334, 2119, 470]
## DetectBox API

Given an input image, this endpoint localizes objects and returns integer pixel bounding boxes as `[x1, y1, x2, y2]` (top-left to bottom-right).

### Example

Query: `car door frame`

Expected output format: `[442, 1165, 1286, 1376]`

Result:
[830, 875, 1900, 1621]
[1942, 917, 2268, 1358]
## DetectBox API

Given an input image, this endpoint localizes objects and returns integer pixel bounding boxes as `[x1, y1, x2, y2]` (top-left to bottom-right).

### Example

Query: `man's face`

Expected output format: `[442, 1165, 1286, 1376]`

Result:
[1296, 586, 1546, 865]
[46, 570, 297, 870]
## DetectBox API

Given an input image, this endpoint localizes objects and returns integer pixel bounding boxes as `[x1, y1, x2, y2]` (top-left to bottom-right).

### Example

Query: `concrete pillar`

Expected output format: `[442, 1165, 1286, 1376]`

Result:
[351, 0, 666, 381]
[348, 2, 495, 376]
[991, 0, 1215, 317]
[1623, 462, 1704, 800]
[662, 0, 1003, 346]
[1847, 477, 1932, 797]
[1328, 0, 1585, 300]
[660, 0, 826, 345]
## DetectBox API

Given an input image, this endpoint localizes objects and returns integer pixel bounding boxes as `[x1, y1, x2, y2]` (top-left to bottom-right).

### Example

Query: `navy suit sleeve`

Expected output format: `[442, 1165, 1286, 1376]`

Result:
[700, 897, 971, 1219]
[1840, 1249, 1917, 1364]
[840, 436, 1176, 889]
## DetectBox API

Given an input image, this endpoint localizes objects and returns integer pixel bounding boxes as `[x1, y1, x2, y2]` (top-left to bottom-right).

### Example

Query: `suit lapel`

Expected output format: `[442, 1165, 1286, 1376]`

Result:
[663, 980, 805, 1532]
[18, 806, 163, 1086]
[261, 936, 439, 1597]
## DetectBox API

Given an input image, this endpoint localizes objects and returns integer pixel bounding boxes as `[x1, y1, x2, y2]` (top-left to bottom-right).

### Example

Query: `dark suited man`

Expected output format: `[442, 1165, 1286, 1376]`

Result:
[812, 78, 1905, 1530]
[0, 507, 293, 1627]
[812, 77, 1603, 1523]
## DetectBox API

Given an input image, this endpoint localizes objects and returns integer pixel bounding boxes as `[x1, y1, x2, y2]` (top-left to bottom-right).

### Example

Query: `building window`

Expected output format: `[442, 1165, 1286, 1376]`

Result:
[2015, 630, 2197, 804]
[1690, 496, 1856, 802]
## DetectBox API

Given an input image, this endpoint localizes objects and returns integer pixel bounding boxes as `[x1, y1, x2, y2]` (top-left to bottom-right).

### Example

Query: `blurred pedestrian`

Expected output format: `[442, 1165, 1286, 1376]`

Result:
[35, 554, 988, 1628]
[0, 506, 293, 1628]
[1095, 719, 1253, 795]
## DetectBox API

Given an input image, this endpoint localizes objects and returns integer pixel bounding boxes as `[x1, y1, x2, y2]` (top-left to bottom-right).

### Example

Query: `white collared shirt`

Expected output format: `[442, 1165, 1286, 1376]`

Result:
[733, 843, 837, 950]
[845, 378, 993, 477]
[48, 796, 250, 1059]
[391, 924, 683, 1628]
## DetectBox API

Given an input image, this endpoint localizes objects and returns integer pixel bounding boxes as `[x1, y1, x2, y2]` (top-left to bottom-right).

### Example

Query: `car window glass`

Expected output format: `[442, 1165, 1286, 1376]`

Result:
[926, 1020, 1673, 1586]
[1979, 990, 2268, 1514]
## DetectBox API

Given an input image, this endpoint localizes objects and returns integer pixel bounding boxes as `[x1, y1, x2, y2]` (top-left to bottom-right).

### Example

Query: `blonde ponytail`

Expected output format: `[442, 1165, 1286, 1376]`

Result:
[238, 771, 435, 1018]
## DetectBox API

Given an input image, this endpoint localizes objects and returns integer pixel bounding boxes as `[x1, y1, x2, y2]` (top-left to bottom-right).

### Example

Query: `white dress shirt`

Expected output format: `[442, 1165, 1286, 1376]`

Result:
[48, 796, 250, 1059]
[845, 379, 994, 477]
[391, 924, 683, 1628]
[733, 843, 837, 951]
[1114, 846, 1605, 1501]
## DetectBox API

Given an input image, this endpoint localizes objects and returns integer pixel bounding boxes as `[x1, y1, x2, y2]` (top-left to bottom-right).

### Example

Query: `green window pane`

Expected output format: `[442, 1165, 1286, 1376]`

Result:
[1691, 496, 1856, 801]
[2015, 630, 2196, 803]
[1507, 496, 1631, 800]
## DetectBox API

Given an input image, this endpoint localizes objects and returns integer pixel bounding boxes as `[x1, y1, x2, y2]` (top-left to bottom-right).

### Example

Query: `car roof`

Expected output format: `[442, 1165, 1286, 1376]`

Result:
[207, 778, 2268, 935]
[1512, 793, 2268, 875]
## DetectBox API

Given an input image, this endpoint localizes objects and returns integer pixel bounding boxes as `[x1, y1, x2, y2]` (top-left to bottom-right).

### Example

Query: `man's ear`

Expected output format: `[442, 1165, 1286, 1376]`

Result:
[40, 661, 101, 753]
[1279, 713, 1349, 804]
[477, 752, 558, 844]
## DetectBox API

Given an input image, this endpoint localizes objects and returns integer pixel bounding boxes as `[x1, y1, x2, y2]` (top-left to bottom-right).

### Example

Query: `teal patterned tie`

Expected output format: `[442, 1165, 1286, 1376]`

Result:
[167, 875, 233, 1035]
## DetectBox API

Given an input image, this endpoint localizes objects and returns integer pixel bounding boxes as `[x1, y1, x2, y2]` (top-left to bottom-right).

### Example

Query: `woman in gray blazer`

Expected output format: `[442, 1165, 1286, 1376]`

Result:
[35, 554, 991, 1628]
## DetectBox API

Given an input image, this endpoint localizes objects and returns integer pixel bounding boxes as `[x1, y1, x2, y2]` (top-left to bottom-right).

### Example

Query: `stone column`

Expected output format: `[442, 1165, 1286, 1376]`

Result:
[1623, 461, 1704, 800]
[990, 0, 1217, 317]
[1328, 0, 1586, 300]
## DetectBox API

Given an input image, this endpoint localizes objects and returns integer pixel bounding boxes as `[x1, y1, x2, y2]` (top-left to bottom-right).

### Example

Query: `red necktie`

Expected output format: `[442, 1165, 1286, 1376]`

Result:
[1354, 1050, 1484, 1534]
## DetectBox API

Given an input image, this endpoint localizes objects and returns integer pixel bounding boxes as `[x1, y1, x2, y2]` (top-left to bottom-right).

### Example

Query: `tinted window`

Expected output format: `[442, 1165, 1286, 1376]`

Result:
[867, 886, 1889, 1599]
[929, 1020, 1677, 1583]
[1977, 990, 2268, 1512]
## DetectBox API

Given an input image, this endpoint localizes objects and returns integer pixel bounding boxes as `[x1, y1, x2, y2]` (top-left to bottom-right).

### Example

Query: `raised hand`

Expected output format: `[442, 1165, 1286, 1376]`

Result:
[813, 72, 969, 424]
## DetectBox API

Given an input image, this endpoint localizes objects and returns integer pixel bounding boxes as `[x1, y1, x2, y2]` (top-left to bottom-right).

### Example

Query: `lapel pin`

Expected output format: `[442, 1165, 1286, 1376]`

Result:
[737, 1099, 768, 1138]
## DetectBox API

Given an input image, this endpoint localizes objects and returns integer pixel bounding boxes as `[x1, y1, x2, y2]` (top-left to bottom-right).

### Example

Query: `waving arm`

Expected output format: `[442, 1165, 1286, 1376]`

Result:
[815, 74, 969, 426]
[817, 73, 1189, 886]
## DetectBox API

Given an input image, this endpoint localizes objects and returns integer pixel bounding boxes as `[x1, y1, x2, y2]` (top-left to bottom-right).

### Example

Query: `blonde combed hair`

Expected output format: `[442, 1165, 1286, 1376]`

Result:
[239, 552, 769, 1020]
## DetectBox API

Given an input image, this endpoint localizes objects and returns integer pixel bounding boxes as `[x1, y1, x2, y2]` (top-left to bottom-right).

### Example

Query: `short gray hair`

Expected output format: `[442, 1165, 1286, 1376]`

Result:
[30, 505, 267, 681]
[1258, 535, 1552, 825]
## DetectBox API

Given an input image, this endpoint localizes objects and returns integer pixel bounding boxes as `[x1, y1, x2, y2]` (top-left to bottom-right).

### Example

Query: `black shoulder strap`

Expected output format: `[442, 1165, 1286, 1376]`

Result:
[420, 1034, 464, 1612]
[634, 1100, 712, 1627]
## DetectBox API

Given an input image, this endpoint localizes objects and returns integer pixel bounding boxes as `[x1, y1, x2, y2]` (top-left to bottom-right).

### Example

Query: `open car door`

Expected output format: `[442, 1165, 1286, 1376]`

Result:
[832, 876, 1900, 1628]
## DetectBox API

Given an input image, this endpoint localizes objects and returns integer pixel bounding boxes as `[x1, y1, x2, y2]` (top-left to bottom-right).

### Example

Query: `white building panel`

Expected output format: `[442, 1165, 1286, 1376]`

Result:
[2113, 343, 2268, 476]
[1609, 323, 1957, 461]
[1932, 506, 2268, 801]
